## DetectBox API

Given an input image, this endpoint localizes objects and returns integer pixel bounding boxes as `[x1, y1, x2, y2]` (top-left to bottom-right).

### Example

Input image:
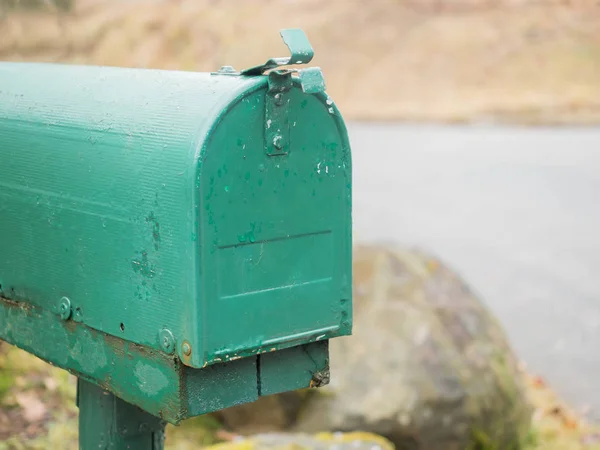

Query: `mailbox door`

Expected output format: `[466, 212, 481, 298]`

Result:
[197, 80, 352, 365]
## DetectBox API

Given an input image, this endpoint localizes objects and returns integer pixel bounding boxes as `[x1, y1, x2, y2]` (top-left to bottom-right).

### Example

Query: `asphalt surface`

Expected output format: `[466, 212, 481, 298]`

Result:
[349, 122, 600, 419]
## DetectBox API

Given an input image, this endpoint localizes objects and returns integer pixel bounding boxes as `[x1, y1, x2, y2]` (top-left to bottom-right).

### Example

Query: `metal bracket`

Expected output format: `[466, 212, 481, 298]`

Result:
[297, 67, 326, 94]
[242, 29, 314, 76]
[265, 71, 293, 156]
[215, 28, 327, 95]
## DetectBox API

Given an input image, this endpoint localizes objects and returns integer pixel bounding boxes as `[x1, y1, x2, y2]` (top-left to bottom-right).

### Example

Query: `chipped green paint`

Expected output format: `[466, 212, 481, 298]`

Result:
[131, 250, 157, 279]
[134, 362, 170, 396]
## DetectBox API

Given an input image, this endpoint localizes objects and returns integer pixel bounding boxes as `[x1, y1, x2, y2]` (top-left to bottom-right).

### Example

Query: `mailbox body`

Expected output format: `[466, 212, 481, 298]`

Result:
[0, 62, 351, 421]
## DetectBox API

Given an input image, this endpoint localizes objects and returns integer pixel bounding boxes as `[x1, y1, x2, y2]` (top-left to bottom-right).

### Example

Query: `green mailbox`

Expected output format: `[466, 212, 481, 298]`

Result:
[0, 30, 352, 447]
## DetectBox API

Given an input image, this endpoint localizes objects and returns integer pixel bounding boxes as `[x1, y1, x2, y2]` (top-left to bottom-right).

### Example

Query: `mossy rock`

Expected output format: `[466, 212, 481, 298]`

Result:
[217, 244, 533, 450]
[204, 431, 394, 450]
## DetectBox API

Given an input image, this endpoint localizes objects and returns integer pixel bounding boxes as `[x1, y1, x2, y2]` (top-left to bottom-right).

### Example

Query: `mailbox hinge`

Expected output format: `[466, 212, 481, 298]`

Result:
[265, 71, 293, 156]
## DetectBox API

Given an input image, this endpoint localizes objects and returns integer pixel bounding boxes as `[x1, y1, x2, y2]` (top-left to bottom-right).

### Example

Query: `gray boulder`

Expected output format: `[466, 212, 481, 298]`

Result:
[217, 244, 532, 450]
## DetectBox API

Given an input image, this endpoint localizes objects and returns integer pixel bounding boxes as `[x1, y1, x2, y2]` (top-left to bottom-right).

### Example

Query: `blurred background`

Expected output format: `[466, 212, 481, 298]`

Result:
[1, 0, 600, 449]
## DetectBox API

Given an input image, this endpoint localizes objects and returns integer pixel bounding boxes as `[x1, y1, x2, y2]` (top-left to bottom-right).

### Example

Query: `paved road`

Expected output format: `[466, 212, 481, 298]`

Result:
[349, 122, 600, 419]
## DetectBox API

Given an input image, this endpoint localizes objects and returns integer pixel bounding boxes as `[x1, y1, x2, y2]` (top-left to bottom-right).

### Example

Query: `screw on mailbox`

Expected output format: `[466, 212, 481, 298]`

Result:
[273, 135, 283, 150]
[59, 297, 72, 321]
[0, 28, 351, 450]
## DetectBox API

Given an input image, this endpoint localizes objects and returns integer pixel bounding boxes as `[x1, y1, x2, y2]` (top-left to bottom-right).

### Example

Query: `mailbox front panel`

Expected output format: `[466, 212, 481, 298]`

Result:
[196, 80, 352, 366]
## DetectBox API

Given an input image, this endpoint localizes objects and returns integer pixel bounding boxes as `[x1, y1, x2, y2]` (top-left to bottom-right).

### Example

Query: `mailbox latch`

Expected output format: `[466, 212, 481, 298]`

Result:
[213, 29, 328, 156]
[245, 29, 327, 156]
[241, 28, 314, 76]
[265, 71, 292, 156]
[238, 28, 327, 95]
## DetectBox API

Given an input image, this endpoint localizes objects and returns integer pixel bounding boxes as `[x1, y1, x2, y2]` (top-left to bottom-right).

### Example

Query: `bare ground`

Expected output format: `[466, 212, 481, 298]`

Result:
[1, 0, 600, 124]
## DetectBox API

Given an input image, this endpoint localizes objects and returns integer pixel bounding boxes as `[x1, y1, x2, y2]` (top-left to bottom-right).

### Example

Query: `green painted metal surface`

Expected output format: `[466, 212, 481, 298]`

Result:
[0, 28, 351, 426]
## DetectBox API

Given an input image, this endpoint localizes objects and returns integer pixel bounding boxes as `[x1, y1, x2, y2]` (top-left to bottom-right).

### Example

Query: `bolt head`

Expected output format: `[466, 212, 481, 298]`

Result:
[273, 135, 283, 150]
[274, 93, 284, 106]
[159, 329, 175, 354]
[58, 297, 71, 320]
[182, 342, 192, 356]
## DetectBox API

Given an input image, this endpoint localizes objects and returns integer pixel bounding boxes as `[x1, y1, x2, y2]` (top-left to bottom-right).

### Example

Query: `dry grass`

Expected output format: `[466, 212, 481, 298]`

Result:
[523, 371, 600, 449]
[1, 0, 600, 124]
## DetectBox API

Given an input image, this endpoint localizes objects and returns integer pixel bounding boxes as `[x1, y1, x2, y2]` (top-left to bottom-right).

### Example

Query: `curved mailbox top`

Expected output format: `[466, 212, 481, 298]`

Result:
[0, 49, 352, 374]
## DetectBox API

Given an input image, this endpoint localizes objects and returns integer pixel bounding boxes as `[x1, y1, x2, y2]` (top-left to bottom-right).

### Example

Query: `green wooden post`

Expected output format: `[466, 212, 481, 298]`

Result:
[77, 378, 166, 450]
